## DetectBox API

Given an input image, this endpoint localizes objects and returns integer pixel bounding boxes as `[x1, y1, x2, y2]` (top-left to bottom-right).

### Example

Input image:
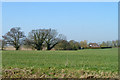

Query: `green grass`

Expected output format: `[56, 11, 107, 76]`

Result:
[2, 48, 118, 72]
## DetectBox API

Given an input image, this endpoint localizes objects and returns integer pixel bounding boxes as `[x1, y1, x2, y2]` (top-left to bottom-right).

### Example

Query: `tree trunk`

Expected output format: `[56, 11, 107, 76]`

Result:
[36, 46, 42, 50]
[16, 47, 19, 50]
[16, 46, 19, 50]
[47, 44, 51, 50]
[1, 47, 4, 50]
[47, 48, 51, 50]
[47, 43, 58, 50]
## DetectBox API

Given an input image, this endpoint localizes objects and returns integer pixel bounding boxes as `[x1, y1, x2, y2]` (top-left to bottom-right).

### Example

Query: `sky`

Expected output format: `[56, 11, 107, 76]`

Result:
[2, 2, 118, 43]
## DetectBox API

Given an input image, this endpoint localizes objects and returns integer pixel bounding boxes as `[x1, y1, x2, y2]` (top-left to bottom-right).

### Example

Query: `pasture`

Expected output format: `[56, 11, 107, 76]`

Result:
[2, 48, 118, 78]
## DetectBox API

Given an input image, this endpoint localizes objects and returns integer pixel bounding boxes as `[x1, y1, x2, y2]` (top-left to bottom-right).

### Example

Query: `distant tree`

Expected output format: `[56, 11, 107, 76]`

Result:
[26, 29, 49, 50]
[54, 40, 71, 50]
[100, 41, 107, 47]
[80, 41, 84, 47]
[55, 40, 80, 50]
[69, 40, 75, 49]
[69, 40, 80, 50]
[100, 40, 118, 47]
[2, 27, 25, 50]
[80, 40, 88, 48]
[112, 40, 118, 47]
[106, 41, 112, 47]
[74, 42, 80, 49]
[116, 40, 118, 47]
[115, 40, 118, 47]
[118, 40, 120, 47]
[45, 29, 66, 50]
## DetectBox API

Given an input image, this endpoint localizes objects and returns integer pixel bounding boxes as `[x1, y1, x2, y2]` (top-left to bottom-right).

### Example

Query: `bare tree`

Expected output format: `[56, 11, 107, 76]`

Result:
[45, 29, 65, 50]
[106, 41, 112, 47]
[2, 27, 25, 50]
[26, 29, 49, 50]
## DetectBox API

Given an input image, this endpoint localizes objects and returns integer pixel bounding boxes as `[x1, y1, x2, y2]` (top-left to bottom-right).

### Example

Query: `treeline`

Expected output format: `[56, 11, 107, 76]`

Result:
[0, 27, 119, 50]
[54, 40, 119, 50]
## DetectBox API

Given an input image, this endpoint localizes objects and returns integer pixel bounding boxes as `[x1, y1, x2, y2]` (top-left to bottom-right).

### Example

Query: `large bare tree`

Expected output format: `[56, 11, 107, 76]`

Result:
[26, 29, 49, 50]
[25, 28, 65, 50]
[2, 27, 25, 50]
[45, 29, 65, 50]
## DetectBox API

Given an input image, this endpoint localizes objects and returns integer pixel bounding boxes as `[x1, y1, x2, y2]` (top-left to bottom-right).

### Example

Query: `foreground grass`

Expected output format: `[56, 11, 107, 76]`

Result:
[2, 48, 118, 78]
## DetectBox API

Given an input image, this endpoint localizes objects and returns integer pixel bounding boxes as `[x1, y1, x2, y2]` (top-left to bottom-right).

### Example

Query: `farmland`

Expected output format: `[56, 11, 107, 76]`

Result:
[2, 48, 118, 78]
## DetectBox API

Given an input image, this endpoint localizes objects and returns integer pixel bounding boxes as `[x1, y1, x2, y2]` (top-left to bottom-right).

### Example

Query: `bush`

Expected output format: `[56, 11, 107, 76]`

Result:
[84, 47, 101, 49]
[101, 47, 112, 49]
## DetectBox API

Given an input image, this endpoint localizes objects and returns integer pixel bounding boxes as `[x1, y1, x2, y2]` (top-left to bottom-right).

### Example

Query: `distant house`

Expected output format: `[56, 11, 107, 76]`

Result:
[89, 43, 100, 47]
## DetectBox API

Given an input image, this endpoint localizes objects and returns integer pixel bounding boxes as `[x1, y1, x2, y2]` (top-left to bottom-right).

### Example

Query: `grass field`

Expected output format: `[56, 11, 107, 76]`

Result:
[2, 48, 118, 78]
